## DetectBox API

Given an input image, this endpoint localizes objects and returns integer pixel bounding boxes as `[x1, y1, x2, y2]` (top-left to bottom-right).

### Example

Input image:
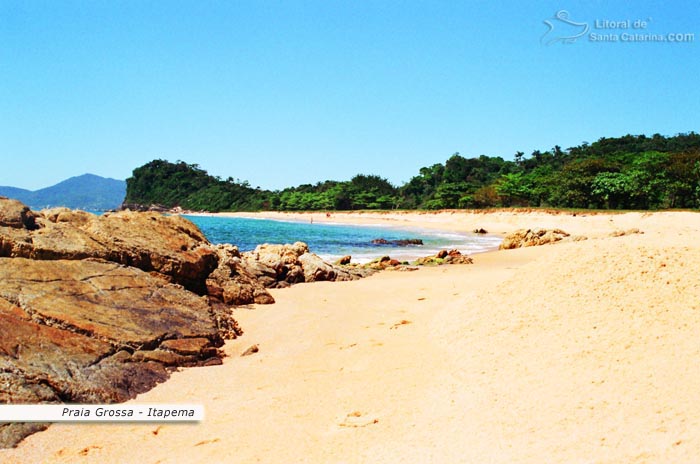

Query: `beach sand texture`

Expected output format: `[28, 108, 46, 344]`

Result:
[2, 210, 700, 463]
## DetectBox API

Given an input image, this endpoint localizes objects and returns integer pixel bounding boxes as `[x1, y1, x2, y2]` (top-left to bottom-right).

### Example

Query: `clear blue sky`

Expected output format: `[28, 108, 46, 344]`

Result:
[1, 0, 698, 190]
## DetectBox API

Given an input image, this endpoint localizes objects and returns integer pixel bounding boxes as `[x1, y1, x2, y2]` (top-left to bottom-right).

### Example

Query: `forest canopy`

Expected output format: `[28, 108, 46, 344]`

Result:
[124, 133, 700, 212]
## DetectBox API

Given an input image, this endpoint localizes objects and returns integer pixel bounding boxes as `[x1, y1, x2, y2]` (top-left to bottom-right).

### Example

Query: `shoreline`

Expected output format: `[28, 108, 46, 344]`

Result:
[4, 209, 700, 463]
[185, 208, 688, 239]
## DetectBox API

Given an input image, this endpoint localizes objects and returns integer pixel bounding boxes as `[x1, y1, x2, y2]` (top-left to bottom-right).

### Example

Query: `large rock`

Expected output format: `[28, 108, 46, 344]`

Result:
[0, 204, 219, 294]
[0, 199, 256, 448]
[0, 200, 380, 447]
[413, 249, 474, 266]
[499, 228, 572, 249]
[0, 257, 237, 448]
[205, 244, 275, 305]
[298, 252, 360, 282]
[241, 242, 373, 287]
[0, 258, 222, 347]
[0, 197, 38, 230]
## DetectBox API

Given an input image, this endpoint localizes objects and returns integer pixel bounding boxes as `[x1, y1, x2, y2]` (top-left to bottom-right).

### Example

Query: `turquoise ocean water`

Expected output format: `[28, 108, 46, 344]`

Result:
[186, 215, 502, 263]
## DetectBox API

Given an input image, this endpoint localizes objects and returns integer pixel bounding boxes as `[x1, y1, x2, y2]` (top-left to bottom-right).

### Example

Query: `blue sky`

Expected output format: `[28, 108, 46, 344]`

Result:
[1, 0, 698, 190]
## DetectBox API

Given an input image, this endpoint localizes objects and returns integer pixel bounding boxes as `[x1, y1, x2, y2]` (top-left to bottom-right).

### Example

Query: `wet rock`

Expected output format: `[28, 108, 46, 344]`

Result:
[370, 238, 423, 246]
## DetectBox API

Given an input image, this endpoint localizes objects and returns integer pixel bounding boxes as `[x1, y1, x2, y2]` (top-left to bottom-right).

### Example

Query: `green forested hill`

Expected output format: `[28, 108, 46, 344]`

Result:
[124, 133, 700, 212]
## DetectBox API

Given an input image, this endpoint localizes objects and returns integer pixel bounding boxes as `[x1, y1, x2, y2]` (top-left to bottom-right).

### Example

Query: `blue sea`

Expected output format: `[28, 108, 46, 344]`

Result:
[185, 215, 502, 263]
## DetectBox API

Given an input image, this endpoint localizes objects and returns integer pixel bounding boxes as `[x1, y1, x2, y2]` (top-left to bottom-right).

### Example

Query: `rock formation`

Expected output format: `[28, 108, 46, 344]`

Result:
[370, 238, 424, 246]
[414, 249, 474, 265]
[205, 244, 276, 305]
[0, 197, 380, 447]
[0, 206, 220, 294]
[241, 242, 374, 288]
[499, 228, 586, 249]
[0, 198, 249, 447]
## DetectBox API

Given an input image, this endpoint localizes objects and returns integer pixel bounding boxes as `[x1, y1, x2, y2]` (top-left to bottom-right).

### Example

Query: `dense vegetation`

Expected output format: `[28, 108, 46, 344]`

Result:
[125, 133, 700, 212]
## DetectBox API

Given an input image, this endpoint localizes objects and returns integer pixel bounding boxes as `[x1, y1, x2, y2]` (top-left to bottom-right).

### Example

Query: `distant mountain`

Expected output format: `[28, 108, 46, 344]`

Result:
[0, 174, 126, 211]
[0, 186, 31, 199]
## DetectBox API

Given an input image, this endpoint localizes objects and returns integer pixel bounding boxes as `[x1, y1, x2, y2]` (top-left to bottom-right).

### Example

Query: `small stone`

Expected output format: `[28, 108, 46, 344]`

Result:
[241, 344, 259, 357]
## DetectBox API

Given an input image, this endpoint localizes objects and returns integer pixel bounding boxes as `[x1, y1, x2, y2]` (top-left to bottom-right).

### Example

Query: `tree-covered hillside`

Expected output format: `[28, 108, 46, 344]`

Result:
[124, 160, 270, 211]
[125, 133, 700, 212]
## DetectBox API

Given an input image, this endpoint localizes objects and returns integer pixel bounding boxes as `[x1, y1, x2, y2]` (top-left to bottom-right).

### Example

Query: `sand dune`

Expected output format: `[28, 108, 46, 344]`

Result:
[2, 210, 700, 463]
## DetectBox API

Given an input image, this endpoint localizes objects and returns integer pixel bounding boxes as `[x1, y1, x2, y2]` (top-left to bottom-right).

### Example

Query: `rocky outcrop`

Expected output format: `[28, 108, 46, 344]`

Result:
[499, 228, 586, 249]
[205, 244, 276, 305]
[0, 204, 219, 294]
[0, 257, 235, 448]
[119, 202, 170, 212]
[241, 242, 374, 288]
[370, 238, 424, 246]
[335, 255, 352, 265]
[0, 197, 39, 230]
[0, 199, 252, 448]
[0, 198, 380, 447]
[414, 249, 474, 265]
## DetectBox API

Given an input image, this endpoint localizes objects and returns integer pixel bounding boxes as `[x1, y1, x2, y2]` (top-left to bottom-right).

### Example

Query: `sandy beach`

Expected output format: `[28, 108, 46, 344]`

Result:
[3, 210, 700, 463]
[197, 209, 665, 238]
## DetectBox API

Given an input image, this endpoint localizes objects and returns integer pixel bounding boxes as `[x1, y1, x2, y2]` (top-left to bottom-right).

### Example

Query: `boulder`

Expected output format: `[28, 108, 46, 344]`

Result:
[241, 242, 372, 286]
[499, 228, 572, 250]
[414, 249, 473, 266]
[205, 244, 275, 305]
[298, 252, 362, 282]
[0, 258, 222, 347]
[0, 207, 219, 294]
[365, 256, 394, 270]
[0, 255, 238, 448]
[0, 197, 38, 230]
[443, 249, 474, 264]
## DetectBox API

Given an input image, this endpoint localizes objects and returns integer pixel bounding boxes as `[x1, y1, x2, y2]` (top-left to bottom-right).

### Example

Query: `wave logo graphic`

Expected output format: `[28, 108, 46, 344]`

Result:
[541, 10, 590, 45]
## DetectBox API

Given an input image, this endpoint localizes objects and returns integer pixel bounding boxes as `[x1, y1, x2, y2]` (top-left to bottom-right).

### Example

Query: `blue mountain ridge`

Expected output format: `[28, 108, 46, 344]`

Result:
[0, 174, 126, 211]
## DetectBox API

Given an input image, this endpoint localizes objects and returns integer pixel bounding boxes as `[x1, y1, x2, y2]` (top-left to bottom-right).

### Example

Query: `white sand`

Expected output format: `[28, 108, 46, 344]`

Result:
[3, 210, 700, 463]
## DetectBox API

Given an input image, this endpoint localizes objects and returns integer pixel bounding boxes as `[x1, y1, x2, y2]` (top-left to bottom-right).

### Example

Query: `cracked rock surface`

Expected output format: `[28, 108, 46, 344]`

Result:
[0, 198, 246, 448]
